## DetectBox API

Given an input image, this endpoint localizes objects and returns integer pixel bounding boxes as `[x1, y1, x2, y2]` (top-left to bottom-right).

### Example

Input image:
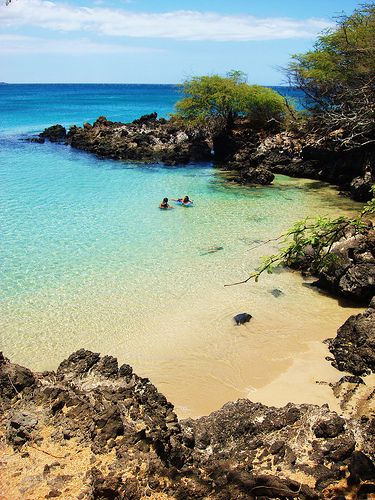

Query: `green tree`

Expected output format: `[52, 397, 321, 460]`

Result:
[174, 71, 288, 133]
[288, 3, 375, 150]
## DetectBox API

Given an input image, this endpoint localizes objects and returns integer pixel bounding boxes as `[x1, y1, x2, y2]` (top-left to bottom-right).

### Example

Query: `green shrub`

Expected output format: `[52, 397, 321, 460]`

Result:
[175, 71, 290, 133]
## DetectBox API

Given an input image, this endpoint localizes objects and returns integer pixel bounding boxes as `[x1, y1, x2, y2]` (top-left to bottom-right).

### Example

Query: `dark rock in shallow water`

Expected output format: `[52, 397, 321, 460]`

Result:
[199, 245, 224, 256]
[270, 288, 284, 298]
[328, 296, 375, 375]
[40, 124, 67, 143]
[27, 137, 45, 143]
[234, 166, 274, 185]
[233, 313, 252, 325]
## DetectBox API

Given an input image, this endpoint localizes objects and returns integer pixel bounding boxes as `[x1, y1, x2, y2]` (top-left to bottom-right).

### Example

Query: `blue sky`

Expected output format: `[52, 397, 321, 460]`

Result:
[0, 0, 363, 84]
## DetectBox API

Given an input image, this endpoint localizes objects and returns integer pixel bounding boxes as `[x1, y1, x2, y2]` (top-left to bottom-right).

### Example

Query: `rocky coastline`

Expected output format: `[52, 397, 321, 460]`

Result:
[327, 297, 375, 377]
[17, 112, 375, 498]
[34, 114, 375, 201]
[289, 226, 375, 305]
[35, 114, 212, 166]
[287, 224, 375, 380]
[216, 124, 375, 202]
[1, 347, 374, 499]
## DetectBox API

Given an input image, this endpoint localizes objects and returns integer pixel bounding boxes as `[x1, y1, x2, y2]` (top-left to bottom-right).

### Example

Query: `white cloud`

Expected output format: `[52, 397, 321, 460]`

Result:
[0, 0, 332, 41]
[0, 34, 162, 54]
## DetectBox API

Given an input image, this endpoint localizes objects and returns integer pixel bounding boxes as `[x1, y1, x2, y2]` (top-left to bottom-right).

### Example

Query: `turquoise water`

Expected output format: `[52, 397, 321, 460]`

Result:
[0, 83, 180, 135]
[0, 85, 363, 417]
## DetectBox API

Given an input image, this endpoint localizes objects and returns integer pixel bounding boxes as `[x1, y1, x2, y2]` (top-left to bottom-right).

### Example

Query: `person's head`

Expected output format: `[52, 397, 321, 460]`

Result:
[163, 197, 168, 203]
[183, 195, 189, 202]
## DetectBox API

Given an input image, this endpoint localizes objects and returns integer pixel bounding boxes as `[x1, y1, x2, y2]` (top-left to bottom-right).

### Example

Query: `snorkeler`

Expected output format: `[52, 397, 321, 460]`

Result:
[159, 197, 173, 209]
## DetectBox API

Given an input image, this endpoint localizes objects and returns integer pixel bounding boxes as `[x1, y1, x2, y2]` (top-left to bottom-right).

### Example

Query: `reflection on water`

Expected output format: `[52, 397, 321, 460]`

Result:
[0, 144, 364, 417]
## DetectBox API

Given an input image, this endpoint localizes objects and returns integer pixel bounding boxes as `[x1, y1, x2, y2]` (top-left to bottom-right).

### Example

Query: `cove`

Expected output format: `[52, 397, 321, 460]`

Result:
[0, 137, 363, 417]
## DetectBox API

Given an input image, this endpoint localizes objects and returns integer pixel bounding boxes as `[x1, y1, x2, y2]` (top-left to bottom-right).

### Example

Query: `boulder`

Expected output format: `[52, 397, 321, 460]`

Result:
[0, 352, 36, 405]
[348, 451, 375, 484]
[313, 416, 345, 438]
[316, 230, 375, 302]
[350, 170, 374, 202]
[132, 112, 158, 125]
[234, 167, 275, 185]
[6, 410, 38, 448]
[328, 297, 375, 375]
[39, 124, 67, 142]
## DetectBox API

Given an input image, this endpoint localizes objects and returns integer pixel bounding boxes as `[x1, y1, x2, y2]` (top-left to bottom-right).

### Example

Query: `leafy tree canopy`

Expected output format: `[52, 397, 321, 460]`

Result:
[289, 3, 374, 93]
[174, 71, 288, 133]
[288, 3, 375, 149]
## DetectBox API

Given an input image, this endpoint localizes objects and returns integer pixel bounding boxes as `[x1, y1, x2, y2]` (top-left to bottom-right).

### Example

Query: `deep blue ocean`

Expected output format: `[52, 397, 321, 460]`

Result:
[0, 83, 303, 135]
[0, 84, 361, 417]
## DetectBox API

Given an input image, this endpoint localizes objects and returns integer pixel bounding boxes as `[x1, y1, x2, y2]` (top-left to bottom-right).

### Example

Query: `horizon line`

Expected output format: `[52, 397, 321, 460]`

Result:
[0, 82, 292, 86]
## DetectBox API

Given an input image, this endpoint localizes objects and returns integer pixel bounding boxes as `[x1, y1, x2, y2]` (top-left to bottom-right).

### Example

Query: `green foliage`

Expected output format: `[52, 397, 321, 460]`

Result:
[174, 71, 289, 132]
[246, 185, 375, 283]
[289, 3, 375, 96]
[362, 185, 375, 216]
[287, 3, 375, 149]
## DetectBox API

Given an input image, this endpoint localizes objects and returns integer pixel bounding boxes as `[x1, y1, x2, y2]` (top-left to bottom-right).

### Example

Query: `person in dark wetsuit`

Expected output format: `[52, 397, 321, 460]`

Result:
[159, 197, 173, 209]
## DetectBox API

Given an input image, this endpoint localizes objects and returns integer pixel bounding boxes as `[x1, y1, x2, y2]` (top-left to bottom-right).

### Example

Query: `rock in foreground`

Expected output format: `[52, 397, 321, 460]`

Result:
[1, 349, 375, 499]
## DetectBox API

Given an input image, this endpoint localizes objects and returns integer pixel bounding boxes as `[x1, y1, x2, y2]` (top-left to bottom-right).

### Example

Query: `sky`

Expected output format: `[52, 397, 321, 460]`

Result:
[0, 0, 364, 84]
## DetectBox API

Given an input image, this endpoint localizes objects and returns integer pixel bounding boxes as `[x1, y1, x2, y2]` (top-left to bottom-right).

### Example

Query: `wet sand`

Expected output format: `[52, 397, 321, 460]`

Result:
[1, 267, 363, 419]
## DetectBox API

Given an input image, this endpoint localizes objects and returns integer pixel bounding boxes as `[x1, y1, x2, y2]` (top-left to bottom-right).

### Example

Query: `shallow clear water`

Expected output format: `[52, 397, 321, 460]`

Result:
[0, 85, 364, 417]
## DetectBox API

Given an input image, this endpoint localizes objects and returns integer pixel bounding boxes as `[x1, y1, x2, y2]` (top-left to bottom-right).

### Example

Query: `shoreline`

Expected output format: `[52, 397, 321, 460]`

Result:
[1, 271, 365, 420]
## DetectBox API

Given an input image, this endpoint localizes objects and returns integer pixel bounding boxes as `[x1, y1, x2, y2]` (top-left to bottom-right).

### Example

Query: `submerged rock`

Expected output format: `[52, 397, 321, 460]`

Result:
[234, 166, 275, 185]
[233, 313, 252, 325]
[39, 124, 67, 143]
[199, 245, 224, 256]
